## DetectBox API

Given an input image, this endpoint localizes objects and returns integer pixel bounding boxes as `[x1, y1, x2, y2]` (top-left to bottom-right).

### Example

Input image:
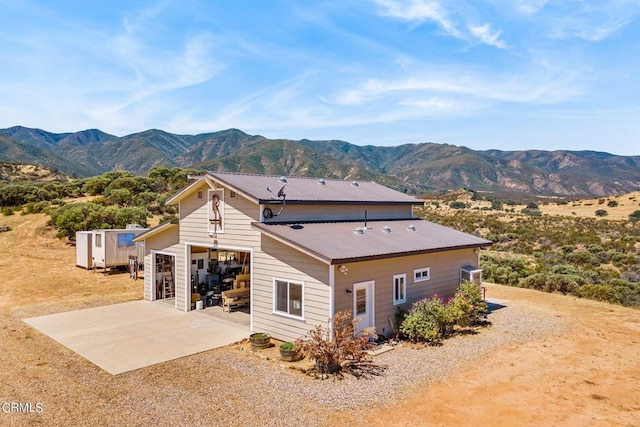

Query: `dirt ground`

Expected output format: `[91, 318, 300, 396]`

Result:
[1, 214, 639, 426]
[332, 283, 640, 426]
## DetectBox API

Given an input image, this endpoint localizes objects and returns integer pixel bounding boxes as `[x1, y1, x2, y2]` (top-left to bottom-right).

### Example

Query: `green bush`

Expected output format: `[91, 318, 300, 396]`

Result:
[580, 284, 619, 304]
[519, 273, 585, 295]
[399, 311, 441, 344]
[450, 281, 488, 327]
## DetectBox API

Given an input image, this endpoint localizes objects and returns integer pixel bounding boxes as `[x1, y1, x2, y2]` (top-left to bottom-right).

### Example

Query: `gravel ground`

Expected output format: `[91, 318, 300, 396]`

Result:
[3, 298, 568, 427]
[156, 299, 569, 427]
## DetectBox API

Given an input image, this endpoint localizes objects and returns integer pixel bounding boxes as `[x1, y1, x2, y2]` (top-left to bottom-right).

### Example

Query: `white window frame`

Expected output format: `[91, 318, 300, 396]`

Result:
[207, 189, 225, 234]
[414, 267, 431, 283]
[272, 278, 304, 320]
[393, 273, 407, 305]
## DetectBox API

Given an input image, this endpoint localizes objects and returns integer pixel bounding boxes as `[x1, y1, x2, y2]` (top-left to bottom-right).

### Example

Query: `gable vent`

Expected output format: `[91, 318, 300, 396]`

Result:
[230, 190, 236, 198]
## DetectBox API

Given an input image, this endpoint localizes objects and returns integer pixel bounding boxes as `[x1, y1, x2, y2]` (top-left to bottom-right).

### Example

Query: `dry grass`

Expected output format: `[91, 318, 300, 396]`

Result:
[1, 213, 640, 426]
[423, 190, 640, 221]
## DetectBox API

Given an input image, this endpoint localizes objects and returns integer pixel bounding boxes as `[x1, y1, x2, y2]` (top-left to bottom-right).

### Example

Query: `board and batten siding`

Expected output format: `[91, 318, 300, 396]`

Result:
[333, 248, 479, 337]
[263, 203, 414, 223]
[252, 234, 331, 342]
[141, 226, 180, 302]
[179, 184, 260, 248]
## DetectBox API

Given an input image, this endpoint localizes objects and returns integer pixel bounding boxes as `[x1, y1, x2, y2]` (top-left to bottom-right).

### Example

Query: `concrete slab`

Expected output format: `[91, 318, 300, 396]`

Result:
[24, 300, 249, 375]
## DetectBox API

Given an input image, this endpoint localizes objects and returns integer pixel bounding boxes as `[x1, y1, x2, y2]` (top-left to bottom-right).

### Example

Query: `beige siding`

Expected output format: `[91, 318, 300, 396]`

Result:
[252, 234, 330, 342]
[333, 248, 479, 336]
[263, 203, 414, 223]
[180, 185, 260, 248]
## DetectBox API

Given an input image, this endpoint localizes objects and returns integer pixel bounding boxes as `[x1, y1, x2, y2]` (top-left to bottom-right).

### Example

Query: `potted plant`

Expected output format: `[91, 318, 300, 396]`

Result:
[249, 332, 271, 350]
[279, 341, 300, 362]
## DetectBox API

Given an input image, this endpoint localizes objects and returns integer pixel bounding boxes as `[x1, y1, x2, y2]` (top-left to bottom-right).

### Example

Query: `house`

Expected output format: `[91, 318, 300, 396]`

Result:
[76, 226, 148, 270]
[134, 172, 491, 341]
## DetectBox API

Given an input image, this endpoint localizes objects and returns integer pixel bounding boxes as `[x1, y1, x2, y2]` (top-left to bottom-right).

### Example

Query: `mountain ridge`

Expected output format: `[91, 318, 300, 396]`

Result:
[1, 125, 638, 198]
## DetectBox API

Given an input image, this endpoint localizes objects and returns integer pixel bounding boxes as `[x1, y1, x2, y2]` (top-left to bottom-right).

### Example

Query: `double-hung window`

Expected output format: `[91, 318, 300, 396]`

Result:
[274, 279, 304, 319]
[393, 273, 406, 305]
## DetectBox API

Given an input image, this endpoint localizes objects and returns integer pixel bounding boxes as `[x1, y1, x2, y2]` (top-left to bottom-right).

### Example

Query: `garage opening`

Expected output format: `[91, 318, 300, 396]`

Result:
[155, 254, 175, 300]
[190, 248, 250, 313]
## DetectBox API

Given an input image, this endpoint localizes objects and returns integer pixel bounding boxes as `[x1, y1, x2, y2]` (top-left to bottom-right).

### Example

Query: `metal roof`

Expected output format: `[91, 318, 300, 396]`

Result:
[252, 219, 492, 265]
[208, 172, 421, 205]
[132, 219, 178, 242]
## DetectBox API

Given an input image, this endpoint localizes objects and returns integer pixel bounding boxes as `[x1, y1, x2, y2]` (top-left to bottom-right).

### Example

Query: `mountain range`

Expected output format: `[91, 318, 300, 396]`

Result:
[1, 125, 639, 198]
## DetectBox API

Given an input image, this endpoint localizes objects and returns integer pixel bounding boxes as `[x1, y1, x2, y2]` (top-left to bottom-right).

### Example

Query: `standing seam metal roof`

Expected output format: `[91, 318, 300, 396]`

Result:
[252, 219, 492, 265]
[208, 172, 421, 204]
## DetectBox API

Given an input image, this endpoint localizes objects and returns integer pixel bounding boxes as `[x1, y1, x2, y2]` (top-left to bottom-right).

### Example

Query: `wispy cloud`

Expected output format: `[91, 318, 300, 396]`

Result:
[468, 23, 506, 48]
[372, 0, 462, 38]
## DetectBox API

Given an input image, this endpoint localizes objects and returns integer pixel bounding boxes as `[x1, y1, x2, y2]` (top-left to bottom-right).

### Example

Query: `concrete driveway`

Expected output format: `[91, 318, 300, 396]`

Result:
[24, 300, 249, 375]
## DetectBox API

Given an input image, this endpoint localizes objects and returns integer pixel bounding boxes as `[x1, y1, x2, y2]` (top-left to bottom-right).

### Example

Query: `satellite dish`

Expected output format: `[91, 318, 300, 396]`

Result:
[277, 184, 286, 199]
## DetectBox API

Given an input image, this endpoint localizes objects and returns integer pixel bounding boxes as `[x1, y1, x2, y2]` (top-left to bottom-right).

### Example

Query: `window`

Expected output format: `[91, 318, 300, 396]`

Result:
[197, 190, 203, 199]
[230, 190, 236, 198]
[414, 267, 431, 282]
[393, 273, 406, 305]
[95, 233, 102, 248]
[273, 279, 303, 319]
[197, 259, 204, 269]
[117, 233, 135, 247]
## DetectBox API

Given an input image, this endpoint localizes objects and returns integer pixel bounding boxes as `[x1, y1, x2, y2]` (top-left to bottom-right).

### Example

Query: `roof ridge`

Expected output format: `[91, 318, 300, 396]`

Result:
[208, 170, 372, 183]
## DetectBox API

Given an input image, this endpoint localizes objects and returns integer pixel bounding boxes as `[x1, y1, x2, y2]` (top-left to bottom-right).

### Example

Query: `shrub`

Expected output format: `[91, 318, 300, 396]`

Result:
[607, 200, 618, 208]
[400, 295, 454, 344]
[450, 281, 488, 327]
[519, 273, 585, 295]
[630, 210, 640, 222]
[449, 201, 467, 209]
[580, 284, 619, 304]
[295, 310, 376, 377]
[595, 209, 608, 217]
[399, 312, 441, 344]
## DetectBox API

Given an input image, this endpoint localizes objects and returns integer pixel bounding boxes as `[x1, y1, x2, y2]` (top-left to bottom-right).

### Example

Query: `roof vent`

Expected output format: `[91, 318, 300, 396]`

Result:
[278, 176, 287, 183]
[290, 224, 304, 230]
[353, 227, 365, 235]
[351, 180, 359, 187]
[382, 226, 391, 234]
[318, 178, 326, 185]
[407, 224, 416, 232]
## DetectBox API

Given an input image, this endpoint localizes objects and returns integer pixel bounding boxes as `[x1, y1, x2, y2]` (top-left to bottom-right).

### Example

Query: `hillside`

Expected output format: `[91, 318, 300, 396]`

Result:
[0, 162, 70, 183]
[1, 125, 639, 197]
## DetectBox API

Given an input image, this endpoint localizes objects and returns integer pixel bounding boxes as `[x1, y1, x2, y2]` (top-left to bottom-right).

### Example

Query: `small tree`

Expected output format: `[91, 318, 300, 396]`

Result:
[595, 209, 608, 217]
[295, 310, 376, 378]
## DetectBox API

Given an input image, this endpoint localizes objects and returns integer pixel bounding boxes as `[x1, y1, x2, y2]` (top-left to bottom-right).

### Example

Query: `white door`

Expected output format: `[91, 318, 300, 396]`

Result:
[353, 281, 375, 334]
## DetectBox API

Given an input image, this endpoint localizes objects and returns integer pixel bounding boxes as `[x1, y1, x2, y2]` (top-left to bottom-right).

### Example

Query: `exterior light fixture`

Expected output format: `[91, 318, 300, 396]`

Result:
[339, 265, 348, 275]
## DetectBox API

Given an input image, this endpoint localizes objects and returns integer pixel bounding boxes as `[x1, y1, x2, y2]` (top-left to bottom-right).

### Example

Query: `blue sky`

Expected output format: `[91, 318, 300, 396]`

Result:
[1, 1, 639, 155]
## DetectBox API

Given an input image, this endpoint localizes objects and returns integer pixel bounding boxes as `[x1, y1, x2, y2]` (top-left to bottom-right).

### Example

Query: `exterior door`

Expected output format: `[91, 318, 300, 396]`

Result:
[353, 281, 374, 334]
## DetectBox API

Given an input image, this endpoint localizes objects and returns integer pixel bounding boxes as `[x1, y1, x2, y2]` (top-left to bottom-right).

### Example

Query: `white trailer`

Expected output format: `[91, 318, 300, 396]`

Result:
[75, 231, 93, 268]
[75, 226, 148, 269]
